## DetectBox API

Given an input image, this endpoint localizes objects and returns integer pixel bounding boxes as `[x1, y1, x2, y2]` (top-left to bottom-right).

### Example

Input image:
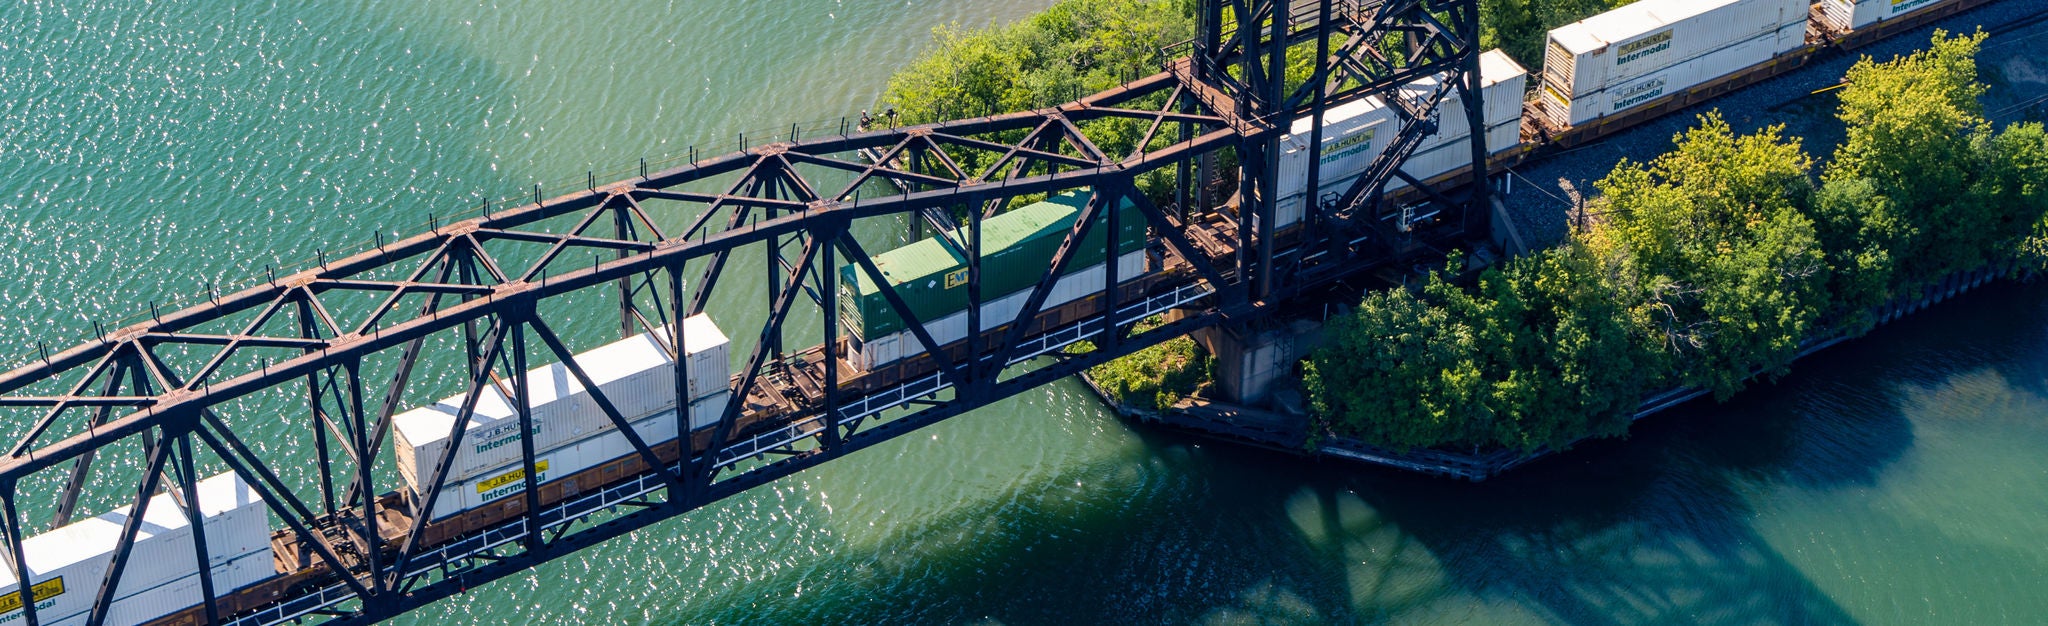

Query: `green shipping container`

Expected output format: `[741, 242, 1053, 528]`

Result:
[838, 190, 1148, 340]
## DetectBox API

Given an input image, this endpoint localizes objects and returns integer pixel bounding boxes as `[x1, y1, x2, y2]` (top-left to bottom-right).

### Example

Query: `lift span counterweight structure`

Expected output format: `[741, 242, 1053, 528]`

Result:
[0, 1, 1493, 623]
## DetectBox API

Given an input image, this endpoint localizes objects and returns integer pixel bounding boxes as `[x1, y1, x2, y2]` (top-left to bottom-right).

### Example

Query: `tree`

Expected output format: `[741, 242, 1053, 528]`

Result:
[1480, 0, 1633, 69]
[879, 0, 1195, 201]
[1309, 245, 1646, 453]
[1586, 113, 1826, 399]
[1308, 280, 1488, 451]
[1824, 31, 1998, 286]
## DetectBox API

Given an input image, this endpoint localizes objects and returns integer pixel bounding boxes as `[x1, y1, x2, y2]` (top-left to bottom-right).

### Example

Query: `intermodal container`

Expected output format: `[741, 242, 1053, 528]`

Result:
[1388, 118, 1524, 193]
[837, 191, 1148, 342]
[393, 316, 729, 491]
[1277, 116, 1522, 222]
[1273, 49, 1527, 228]
[51, 551, 273, 626]
[845, 251, 1147, 370]
[1402, 50, 1530, 154]
[1273, 96, 1398, 215]
[1821, 0, 1948, 31]
[419, 392, 728, 520]
[1540, 0, 1805, 122]
[0, 473, 268, 626]
[1542, 21, 1803, 126]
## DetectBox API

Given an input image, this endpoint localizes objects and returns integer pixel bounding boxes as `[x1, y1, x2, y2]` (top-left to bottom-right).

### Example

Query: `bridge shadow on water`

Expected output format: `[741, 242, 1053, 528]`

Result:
[671, 283, 2048, 625]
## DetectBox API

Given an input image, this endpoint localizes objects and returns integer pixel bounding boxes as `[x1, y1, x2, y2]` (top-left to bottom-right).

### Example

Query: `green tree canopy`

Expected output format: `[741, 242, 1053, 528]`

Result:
[1587, 113, 1827, 399]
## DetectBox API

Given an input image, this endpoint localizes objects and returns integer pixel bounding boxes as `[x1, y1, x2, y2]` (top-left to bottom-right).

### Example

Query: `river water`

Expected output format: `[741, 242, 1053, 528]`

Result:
[2, 1, 2044, 624]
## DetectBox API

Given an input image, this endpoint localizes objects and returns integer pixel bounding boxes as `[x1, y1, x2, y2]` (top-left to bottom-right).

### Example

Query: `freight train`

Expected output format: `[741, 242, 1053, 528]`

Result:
[0, 0, 1992, 623]
[1274, 0, 1993, 223]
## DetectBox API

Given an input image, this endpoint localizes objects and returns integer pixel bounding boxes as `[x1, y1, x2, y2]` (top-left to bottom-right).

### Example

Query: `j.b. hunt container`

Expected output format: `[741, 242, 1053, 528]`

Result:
[1271, 96, 1397, 222]
[40, 551, 273, 626]
[1271, 49, 1528, 229]
[1398, 50, 1530, 156]
[392, 315, 730, 491]
[1274, 117, 1523, 224]
[1539, 0, 1806, 128]
[1820, 0, 1948, 31]
[0, 473, 270, 626]
[418, 391, 729, 520]
[1541, 20, 1804, 127]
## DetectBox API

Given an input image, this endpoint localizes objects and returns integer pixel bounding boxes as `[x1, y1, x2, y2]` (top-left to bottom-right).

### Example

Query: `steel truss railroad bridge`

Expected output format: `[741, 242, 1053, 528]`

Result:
[0, 1, 1494, 623]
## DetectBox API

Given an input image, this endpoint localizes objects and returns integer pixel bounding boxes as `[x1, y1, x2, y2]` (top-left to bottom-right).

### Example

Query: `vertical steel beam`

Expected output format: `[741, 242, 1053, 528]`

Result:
[820, 237, 843, 450]
[300, 298, 338, 516]
[171, 433, 221, 625]
[669, 264, 697, 506]
[1458, 0, 1492, 238]
[966, 204, 983, 386]
[615, 202, 637, 341]
[1102, 184, 1124, 353]
[1253, 0, 1285, 300]
[1303, 0, 1334, 241]
[84, 434, 169, 626]
[509, 319, 545, 554]
[345, 359, 384, 594]
[1, 486, 40, 626]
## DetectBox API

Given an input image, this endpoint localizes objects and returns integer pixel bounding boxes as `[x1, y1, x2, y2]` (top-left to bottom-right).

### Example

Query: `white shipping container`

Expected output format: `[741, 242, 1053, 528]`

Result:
[420, 394, 730, 520]
[416, 392, 733, 520]
[43, 550, 274, 626]
[848, 252, 1146, 370]
[684, 390, 734, 432]
[1543, 0, 1805, 100]
[1275, 117, 1519, 225]
[1405, 50, 1529, 154]
[1275, 49, 1526, 212]
[1542, 23, 1798, 127]
[1387, 119, 1525, 193]
[1822, 0, 1946, 31]
[661, 314, 734, 402]
[1273, 96, 1398, 211]
[0, 473, 268, 626]
[394, 315, 732, 490]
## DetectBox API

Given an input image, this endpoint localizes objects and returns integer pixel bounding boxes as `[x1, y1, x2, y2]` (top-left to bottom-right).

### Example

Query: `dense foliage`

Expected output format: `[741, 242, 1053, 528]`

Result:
[1307, 246, 1645, 451]
[1821, 32, 2048, 297]
[1311, 32, 2048, 453]
[1073, 318, 1211, 412]
[878, 0, 1195, 189]
[1586, 115, 1827, 399]
[1480, 0, 1632, 69]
